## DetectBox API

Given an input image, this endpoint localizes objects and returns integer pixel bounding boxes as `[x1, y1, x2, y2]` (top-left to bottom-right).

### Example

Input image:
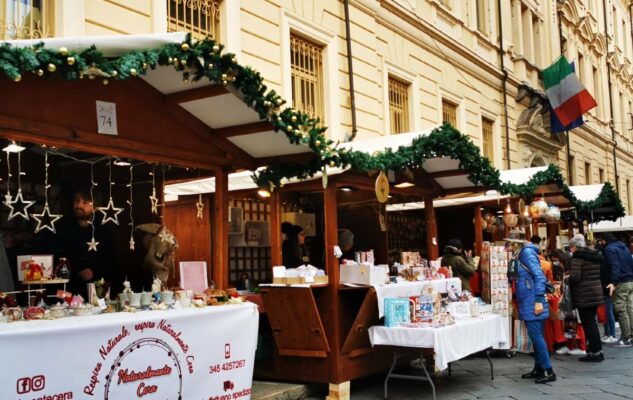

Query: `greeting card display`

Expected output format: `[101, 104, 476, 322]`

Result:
[384, 297, 411, 327]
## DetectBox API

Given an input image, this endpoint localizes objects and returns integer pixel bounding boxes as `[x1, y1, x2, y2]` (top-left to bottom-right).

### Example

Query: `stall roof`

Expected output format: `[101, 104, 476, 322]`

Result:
[1, 33, 312, 168]
[590, 216, 633, 232]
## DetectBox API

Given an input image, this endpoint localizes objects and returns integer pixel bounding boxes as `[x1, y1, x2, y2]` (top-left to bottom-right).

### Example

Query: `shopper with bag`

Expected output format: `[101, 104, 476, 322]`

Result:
[603, 233, 633, 347]
[568, 234, 605, 362]
[510, 234, 556, 383]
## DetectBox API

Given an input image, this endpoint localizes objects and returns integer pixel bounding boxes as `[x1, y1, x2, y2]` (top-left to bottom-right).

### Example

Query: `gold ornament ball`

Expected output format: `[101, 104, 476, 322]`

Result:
[221, 73, 227, 80]
[291, 115, 297, 122]
[111, 70, 118, 77]
[36, 69, 44, 76]
[286, 126, 293, 132]
[181, 43, 190, 51]
[167, 57, 174, 64]
[315, 140, 321, 147]
[294, 129, 301, 135]
[276, 116, 282, 121]
[180, 59, 187, 66]
[88, 74, 96, 80]
[66, 56, 75, 66]
[102, 79, 109, 85]
[13, 75, 21, 82]
[47, 63, 56, 72]
[59, 47, 68, 56]
[142, 62, 148, 70]
[207, 63, 214, 69]
[222, 80, 228, 85]
[275, 98, 283, 105]
[231, 57, 237, 64]
[330, 161, 336, 167]
[212, 44, 220, 52]
[130, 68, 137, 76]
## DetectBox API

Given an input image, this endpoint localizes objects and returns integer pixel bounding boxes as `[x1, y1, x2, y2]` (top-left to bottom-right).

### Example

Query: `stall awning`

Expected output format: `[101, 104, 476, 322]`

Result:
[0, 33, 314, 169]
[590, 216, 633, 232]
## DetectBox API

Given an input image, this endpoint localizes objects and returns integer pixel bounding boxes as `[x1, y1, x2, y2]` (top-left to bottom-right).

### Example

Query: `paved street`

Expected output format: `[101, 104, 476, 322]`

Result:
[340, 344, 633, 400]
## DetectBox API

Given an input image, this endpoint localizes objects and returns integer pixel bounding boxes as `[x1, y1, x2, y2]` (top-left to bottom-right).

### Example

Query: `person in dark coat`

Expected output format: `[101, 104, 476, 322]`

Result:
[513, 238, 556, 383]
[282, 224, 308, 268]
[603, 232, 633, 347]
[569, 234, 604, 362]
[440, 239, 476, 291]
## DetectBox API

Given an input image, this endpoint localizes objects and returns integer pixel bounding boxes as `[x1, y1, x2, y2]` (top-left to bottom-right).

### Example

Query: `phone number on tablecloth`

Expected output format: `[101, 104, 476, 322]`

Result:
[209, 360, 246, 374]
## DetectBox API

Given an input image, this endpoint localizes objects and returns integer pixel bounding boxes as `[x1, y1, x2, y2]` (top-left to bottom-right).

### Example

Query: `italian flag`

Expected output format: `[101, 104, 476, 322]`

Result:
[544, 56, 597, 127]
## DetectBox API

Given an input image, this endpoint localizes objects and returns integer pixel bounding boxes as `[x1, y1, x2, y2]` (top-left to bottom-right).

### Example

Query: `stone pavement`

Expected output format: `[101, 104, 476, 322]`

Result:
[341, 344, 633, 400]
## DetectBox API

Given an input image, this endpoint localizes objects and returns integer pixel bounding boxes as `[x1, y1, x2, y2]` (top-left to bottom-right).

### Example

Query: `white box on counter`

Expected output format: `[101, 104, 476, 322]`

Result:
[339, 263, 389, 286]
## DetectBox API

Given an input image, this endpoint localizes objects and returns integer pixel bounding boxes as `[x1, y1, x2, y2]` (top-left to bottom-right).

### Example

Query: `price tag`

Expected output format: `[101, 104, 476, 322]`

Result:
[97, 298, 107, 310]
[96, 100, 118, 135]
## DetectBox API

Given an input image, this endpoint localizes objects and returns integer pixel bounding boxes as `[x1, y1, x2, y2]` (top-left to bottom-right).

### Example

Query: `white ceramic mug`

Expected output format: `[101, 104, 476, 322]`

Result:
[129, 292, 142, 308]
[161, 291, 174, 304]
[141, 292, 152, 306]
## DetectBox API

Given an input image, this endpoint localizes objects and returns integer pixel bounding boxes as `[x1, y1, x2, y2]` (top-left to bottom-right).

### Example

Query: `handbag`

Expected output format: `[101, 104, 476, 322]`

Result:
[559, 279, 574, 313]
[513, 319, 533, 353]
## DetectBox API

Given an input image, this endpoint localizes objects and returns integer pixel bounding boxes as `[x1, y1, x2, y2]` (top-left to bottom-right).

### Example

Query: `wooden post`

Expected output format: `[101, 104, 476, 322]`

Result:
[323, 184, 342, 384]
[270, 190, 282, 267]
[212, 168, 229, 289]
[474, 204, 483, 256]
[425, 195, 438, 259]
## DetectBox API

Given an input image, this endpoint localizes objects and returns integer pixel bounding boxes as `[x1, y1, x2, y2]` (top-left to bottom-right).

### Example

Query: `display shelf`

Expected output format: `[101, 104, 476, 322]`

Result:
[22, 279, 69, 285]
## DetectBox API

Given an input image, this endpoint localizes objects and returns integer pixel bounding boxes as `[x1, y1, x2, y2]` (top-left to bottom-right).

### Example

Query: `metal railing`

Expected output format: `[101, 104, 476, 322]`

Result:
[290, 34, 325, 121]
[0, 0, 52, 40]
[167, 0, 221, 40]
[389, 77, 410, 134]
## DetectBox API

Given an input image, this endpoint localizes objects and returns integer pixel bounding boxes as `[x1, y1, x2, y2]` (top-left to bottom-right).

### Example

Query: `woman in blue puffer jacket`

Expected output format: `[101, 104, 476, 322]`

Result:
[515, 240, 556, 384]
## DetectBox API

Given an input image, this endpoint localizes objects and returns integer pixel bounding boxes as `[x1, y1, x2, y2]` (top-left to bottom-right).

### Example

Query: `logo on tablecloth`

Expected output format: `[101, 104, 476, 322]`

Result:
[16, 375, 45, 394]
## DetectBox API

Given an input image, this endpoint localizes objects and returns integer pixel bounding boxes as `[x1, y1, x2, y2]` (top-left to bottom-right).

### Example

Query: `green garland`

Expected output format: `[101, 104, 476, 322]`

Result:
[0, 36, 331, 156]
[0, 37, 624, 221]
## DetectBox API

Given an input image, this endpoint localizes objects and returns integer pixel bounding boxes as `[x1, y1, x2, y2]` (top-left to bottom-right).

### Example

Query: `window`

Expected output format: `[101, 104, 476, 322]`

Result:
[593, 66, 601, 116]
[290, 34, 325, 120]
[585, 162, 591, 185]
[0, 0, 52, 39]
[599, 168, 604, 183]
[167, 0, 221, 40]
[388, 77, 410, 134]
[532, 16, 542, 67]
[612, 6, 618, 42]
[442, 100, 458, 126]
[622, 19, 627, 53]
[476, 0, 487, 33]
[577, 53, 584, 84]
[482, 117, 494, 161]
[569, 155, 576, 185]
[626, 179, 633, 214]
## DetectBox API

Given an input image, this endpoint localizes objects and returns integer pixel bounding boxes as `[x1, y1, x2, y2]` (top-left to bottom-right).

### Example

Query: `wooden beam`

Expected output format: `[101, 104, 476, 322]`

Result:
[256, 151, 316, 167]
[163, 84, 228, 104]
[270, 190, 283, 267]
[212, 168, 229, 289]
[474, 204, 483, 256]
[428, 169, 466, 179]
[414, 168, 445, 196]
[213, 121, 272, 138]
[425, 195, 439, 259]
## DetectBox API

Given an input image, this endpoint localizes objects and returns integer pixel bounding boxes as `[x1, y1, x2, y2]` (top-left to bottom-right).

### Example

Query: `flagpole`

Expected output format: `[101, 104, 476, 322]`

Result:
[603, 0, 620, 193]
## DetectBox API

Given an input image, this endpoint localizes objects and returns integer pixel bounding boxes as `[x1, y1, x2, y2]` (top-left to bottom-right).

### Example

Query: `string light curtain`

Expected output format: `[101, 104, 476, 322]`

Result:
[167, 0, 221, 40]
[290, 34, 325, 121]
[388, 77, 410, 134]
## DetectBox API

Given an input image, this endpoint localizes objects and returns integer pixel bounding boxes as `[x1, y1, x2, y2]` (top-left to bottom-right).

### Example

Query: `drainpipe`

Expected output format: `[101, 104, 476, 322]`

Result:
[343, 0, 358, 141]
[497, 0, 511, 170]
[603, 0, 620, 193]
[557, 10, 573, 184]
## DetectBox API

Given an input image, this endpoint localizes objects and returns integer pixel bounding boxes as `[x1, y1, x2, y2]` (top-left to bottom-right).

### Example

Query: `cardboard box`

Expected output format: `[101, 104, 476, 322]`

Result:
[339, 263, 389, 286]
[17, 255, 54, 281]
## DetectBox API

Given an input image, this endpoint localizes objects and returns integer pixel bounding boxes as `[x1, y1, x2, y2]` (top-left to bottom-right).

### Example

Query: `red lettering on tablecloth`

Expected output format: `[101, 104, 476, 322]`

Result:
[207, 387, 251, 400]
[157, 319, 189, 353]
[136, 382, 158, 397]
[134, 321, 155, 333]
[31, 391, 74, 399]
[117, 365, 172, 385]
[186, 355, 195, 373]
[99, 326, 130, 360]
[83, 363, 102, 396]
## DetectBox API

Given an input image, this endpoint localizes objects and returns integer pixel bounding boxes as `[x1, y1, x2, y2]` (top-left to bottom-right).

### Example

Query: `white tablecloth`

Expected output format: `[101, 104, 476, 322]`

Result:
[0, 303, 259, 399]
[368, 314, 507, 371]
[374, 278, 462, 318]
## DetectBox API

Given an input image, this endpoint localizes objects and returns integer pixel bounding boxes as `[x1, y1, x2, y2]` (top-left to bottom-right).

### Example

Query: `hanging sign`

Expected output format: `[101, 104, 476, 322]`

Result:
[96, 100, 118, 136]
[375, 171, 390, 203]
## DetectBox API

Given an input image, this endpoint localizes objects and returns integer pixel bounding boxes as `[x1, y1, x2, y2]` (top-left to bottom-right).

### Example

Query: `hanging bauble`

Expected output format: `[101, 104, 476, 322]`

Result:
[544, 206, 561, 224]
[503, 213, 518, 228]
[483, 213, 496, 227]
[529, 197, 548, 219]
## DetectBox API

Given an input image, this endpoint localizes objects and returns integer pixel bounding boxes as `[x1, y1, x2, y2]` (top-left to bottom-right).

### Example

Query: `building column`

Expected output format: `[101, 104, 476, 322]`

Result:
[425, 195, 439, 259]
[212, 168, 229, 289]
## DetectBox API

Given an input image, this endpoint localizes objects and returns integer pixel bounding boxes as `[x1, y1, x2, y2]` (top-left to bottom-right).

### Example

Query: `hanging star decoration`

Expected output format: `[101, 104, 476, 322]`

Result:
[7, 189, 34, 221]
[32, 150, 62, 233]
[128, 164, 136, 251]
[196, 194, 204, 219]
[99, 197, 124, 225]
[87, 235, 100, 252]
[33, 204, 62, 234]
[3, 193, 12, 207]
[149, 189, 159, 215]
[129, 237, 136, 251]
[3, 150, 11, 208]
[158, 227, 176, 245]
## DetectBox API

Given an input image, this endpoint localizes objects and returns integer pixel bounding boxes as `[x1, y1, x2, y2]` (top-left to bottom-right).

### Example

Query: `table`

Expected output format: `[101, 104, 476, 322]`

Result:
[0, 303, 259, 399]
[373, 278, 462, 318]
[368, 314, 508, 400]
